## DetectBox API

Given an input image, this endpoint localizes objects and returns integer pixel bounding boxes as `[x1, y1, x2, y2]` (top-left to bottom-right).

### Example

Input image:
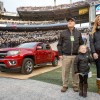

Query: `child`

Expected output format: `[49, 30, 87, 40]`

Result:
[74, 45, 92, 97]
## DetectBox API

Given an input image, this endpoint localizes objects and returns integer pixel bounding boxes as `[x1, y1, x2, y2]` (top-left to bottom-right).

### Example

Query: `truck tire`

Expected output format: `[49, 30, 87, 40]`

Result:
[21, 58, 34, 75]
[52, 57, 58, 67]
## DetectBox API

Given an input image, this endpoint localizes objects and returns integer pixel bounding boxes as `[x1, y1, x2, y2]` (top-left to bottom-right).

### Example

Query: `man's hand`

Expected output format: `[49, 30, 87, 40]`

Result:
[93, 53, 98, 59]
[59, 56, 63, 59]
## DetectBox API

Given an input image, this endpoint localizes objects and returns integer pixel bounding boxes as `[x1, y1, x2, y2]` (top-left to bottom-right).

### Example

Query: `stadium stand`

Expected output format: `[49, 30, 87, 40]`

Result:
[0, 0, 91, 31]
[0, 0, 99, 48]
[17, 1, 90, 22]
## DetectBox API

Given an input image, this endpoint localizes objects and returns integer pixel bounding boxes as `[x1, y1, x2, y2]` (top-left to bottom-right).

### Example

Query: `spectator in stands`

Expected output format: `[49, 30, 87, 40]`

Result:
[90, 15, 100, 95]
[57, 17, 84, 92]
[82, 34, 87, 45]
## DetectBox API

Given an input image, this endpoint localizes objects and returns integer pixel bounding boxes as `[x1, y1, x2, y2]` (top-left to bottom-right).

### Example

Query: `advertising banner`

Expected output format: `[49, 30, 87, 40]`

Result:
[96, 4, 100, 15]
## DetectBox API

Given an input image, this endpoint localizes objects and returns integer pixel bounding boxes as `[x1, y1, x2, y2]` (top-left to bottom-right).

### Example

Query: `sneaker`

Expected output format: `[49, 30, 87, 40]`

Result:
[61, 86, 68, 92]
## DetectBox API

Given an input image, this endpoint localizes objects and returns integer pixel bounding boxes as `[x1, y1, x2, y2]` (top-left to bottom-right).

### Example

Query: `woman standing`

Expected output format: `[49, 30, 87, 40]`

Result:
[90, 15, 100, 94]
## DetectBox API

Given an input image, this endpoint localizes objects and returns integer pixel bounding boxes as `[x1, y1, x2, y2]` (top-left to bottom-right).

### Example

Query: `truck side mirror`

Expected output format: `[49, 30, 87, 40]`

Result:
[46, 45, 50, 50]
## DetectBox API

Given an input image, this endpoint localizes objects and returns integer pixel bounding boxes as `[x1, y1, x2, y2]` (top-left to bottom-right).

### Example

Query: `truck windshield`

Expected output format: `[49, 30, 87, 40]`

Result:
[17, 42, 37, 48]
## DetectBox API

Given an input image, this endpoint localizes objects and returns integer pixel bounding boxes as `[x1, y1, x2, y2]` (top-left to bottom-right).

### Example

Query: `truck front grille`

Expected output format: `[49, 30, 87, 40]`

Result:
[0, 51, 7, 58]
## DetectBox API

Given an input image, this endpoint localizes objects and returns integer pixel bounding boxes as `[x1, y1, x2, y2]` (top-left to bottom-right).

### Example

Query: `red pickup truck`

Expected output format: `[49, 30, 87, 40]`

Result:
[0, 42, 59, 74]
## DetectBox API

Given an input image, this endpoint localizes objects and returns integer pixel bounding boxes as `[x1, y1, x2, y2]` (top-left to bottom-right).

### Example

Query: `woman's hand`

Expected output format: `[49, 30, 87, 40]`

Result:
[75, 73, 79, 75]
[93, 53, 98, 59]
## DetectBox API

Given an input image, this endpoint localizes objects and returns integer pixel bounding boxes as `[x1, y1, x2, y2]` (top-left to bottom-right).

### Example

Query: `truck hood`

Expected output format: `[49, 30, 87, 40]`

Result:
[0, 48, 35, 52]
[52, 50, 58, 53]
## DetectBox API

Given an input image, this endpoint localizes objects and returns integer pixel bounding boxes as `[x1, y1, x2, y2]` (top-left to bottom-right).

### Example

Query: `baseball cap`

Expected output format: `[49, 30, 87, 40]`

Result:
[67, 17, 76, 22]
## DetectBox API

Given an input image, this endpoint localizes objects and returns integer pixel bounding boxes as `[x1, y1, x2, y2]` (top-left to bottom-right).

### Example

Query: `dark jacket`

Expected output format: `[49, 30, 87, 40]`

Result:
[57, 28, 84, 55]
[90, 28, 100, 54]
[74, 52, 92, 74]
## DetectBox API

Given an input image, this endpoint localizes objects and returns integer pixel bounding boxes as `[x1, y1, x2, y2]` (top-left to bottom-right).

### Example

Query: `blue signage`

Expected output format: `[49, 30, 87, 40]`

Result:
[96, 4, 100, 15]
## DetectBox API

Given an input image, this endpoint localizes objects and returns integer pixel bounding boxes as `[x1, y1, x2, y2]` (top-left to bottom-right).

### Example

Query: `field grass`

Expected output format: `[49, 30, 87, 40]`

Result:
[30, 64, 97, 92]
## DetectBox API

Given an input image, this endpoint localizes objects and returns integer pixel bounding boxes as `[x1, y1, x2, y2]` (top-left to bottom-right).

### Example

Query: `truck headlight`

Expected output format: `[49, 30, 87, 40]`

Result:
[7, 50, 20, 56]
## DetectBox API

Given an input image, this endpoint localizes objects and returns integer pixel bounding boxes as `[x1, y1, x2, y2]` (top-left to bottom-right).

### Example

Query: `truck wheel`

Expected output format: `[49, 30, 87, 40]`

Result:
[21, 58, 34, 75]
[52, 57, 58, 67]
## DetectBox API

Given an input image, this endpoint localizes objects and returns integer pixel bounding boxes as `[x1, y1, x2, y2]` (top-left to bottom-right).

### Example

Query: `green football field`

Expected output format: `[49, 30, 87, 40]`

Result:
[30, 64, 97, 92]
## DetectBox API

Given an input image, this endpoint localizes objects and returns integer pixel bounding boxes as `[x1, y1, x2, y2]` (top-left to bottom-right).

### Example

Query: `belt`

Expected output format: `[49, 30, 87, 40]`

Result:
[63, 53, 78, 55]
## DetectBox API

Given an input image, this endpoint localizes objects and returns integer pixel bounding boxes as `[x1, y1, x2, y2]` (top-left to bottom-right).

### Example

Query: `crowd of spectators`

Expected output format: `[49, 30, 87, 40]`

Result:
[0, 30, 62, 48]
[78, 27, 92, 47]
[0, 27, 92, 48]
[78, 27, 92, 34]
